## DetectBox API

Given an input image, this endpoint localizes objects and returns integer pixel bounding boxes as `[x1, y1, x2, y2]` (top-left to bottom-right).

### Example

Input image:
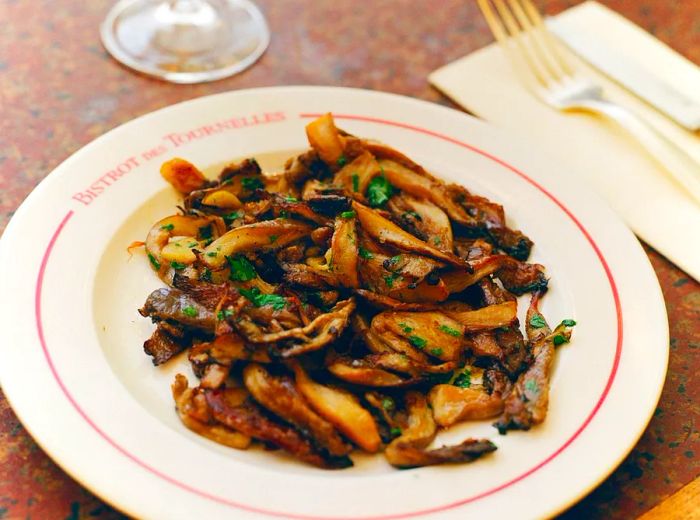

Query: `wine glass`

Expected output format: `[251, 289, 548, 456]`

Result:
[100, 0, 270, 84]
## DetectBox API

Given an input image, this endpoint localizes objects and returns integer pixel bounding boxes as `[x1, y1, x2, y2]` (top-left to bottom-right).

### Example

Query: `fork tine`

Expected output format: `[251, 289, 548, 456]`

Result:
[507, 0, 565, 82]
[477, 0, 547, 89]
[520, 0, 575, 77]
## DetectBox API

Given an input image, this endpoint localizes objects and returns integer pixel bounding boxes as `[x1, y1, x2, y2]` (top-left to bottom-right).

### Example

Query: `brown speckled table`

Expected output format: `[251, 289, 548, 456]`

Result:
[0, 1, 698, 518]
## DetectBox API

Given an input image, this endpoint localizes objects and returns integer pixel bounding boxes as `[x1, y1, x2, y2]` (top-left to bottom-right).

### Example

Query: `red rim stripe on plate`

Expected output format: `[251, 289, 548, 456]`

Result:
[34, 114, 622, 519]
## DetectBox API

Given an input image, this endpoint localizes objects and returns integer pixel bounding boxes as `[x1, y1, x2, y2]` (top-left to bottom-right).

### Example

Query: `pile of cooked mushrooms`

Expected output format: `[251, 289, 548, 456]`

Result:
[137, 113, 575, 469]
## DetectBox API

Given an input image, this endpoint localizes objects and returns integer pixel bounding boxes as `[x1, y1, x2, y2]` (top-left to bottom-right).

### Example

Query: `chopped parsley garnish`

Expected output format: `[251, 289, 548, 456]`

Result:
[408, 335, 427, 349]
[284, 194, 298, 202]
[269, 234, 279, 243]
[198, 225, 212, 239]
[390, 427, 402, 437]
[553, 334, 569, 346]
[336, 155, 347, 167]
[453, 369, 471, 388]
[241, 177, 264, 191]
[239, 287, 287, 310]
[200, 268, 212, 282]
[223, 211, 243, 225]
[524, 379, 539, 394]
[529, 314, 547, 329]
[340, 210, 356, 219]
[147, 252, 161, 271]
[358, 247, 374, 259]
[381, 398, 394, 411]
[388, 255, 401, 265]
[430, 348, 444, 356]
[402, 210, 422, 221]
[206, 251, 218, 257]
[439, 324, 462, 337]
[383, 273, 401, 288]
[351, 173, 359, 192]
[433, 237, 442, 245]
[160, 223, 174, 231]
[279, 210, 289, 219]
[399, 323, 413, 333]
[217, 308, 234, 321]
[227, 255, 257, 281]
[561, 319, 577, 327]
[366, 174, 394, 207]
[182, 306, 198, 317]
[170, 261, 187, 270]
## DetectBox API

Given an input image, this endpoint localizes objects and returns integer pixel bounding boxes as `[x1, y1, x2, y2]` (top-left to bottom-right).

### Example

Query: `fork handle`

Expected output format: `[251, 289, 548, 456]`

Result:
[574, 99, 700, 205]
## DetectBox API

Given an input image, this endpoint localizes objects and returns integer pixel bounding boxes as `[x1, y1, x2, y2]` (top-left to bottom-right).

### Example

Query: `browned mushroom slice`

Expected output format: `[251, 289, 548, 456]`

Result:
[355, 290, 439, 311]
[300, 180, 351, 216]
[327, 359, 412, 387]
[388, 193, 453, 252]
[172, 273, 237, 310]
[281, 263, 339, 289]
[160, 158, 209, 194]
[428, 385, 504, 427]
[146, 214, 221, 281]
[202, 219, 312, 268]
[495, 257, 548, 295]
[240, 299, 355, 358]
[441, 255, 509, 294]
[243, 364, 351, 457]
[139, 287, 217, 333]
[189, 333, 271, 378]
[333, 151, 381, 199]
[353, 202, 465, 268]
[441, 301, 518, 332]
[172, 375, 251, 449]
[291, 362, 382, 453]
[329, 214, 359, 288]
[384, 392, 497, 468]
[143, 322, 190, 366]
[306, 113, 346, 165]
[387, 279, 450, 304]
[495, 293, 574, 433]
[370, 352, 457, 377]
[454, 238, 493, 261]
[371, 311, 467, 362]
[469, 331, 503, 358]
[204, 388, 351, 469]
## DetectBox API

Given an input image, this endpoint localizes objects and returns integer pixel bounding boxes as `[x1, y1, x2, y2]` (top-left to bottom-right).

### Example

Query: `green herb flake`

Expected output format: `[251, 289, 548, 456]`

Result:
[340, 210, 356, 219]
[529, 314, 547, 329]
[430, 348, 444, 356]
[439, 324, 462, 337]
[399, 323, 413, 334]
[241, 177, 264, 191]
[147, 252, 161, 271]
[453, 369, 471, 388]
[336, 155, 347, 167]
[383, 273, 401, 288]
[524, 379, 539, 394]
[239, 287, 287, 310]
[182, 306, 198, 317]
[390, 427, 402, 437]
[552, 334, 569, 346]
[160, 223, 174, 231]
[284, 194, 299, 202]
[170, 261, 187, 271]
[561, 319, 577, 327]
[279, 210, 290, 219]
[381, 398, 394, 411]
[351, 173, 359, 192]
[206, 251, 218, 258]
[433, 237, 442, 245]
[366, 174, 394, 208]
[216, 310, 224, 321]
[200, 267, 212, 282]
[358, 247, 374, 260]
[408, 335, 427, 349]
[227, 255, 257, 282]
[223, 211, 243, 225]
[269, 234, 279, 244]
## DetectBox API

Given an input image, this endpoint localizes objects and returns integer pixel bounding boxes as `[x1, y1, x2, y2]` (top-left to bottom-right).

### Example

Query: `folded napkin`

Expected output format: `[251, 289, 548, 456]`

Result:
[430, 0, 700, 281]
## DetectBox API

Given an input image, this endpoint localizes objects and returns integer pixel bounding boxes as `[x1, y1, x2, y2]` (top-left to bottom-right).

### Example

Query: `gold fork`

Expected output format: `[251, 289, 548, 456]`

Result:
[476, 0, 700, 205]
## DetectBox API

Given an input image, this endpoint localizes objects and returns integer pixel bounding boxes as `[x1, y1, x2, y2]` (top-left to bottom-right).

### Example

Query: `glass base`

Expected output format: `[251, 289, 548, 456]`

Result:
[100, 0, 270, 84]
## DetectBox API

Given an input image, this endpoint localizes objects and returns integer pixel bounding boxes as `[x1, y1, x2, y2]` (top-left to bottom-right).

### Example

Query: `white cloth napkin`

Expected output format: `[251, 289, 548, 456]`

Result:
[430, 0, 700, 281]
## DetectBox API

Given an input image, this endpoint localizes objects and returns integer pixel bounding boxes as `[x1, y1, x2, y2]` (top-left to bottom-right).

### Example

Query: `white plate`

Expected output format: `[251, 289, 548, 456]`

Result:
[0, 87, 668, 519]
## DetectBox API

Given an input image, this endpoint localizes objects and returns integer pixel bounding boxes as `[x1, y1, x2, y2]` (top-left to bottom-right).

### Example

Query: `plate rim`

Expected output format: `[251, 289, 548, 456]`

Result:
[0, 86, 669, 519]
